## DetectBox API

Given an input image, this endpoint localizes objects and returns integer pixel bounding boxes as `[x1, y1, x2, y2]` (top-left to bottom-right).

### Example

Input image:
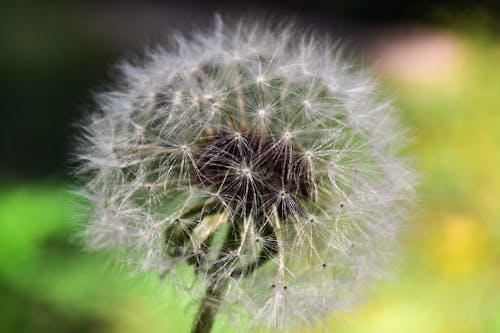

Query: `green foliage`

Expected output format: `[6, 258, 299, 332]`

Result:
[0, 186, 197, 333]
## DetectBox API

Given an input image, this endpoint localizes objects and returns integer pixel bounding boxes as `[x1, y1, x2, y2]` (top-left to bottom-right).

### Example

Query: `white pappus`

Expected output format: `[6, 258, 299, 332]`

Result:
[75, 17, 415, 333]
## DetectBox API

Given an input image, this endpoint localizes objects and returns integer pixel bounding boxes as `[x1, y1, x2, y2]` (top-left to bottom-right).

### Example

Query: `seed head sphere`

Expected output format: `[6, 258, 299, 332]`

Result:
[76, 18, 415, 332]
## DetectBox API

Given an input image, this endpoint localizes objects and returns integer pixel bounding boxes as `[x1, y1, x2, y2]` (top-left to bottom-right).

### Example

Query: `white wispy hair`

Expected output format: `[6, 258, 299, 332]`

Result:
[75, 16, 415, 332]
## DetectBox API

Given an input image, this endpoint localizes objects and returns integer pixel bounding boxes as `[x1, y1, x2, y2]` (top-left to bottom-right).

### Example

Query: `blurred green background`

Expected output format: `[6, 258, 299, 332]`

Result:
[0, 1, 498, 332]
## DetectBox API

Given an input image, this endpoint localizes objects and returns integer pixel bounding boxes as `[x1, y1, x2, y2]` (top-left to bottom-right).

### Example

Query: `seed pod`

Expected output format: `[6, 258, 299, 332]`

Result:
[75, 17, 415, 332]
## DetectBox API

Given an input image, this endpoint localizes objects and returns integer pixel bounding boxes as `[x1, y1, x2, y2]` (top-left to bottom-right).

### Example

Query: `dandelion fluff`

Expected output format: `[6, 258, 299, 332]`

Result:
[75, 17, 415, 333]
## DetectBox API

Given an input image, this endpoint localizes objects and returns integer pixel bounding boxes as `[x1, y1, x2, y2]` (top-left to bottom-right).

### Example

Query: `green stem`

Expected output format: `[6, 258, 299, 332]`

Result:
[191, 220, 241, 333]
[191, 277, 230, 333]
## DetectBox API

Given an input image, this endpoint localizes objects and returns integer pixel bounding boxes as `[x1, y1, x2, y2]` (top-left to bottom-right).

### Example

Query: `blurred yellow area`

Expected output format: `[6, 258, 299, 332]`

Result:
[428, 214, 490, 276]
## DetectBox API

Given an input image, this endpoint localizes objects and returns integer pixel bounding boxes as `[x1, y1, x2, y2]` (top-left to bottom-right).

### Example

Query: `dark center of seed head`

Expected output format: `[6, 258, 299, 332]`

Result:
[194, 130, 313, 220]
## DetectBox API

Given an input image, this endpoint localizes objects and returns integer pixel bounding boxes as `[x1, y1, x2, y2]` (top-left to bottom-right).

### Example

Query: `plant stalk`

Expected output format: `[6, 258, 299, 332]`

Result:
[190, 220, 241, 333]
[190, 217, 277, 332]
[191, 277, 230, 333]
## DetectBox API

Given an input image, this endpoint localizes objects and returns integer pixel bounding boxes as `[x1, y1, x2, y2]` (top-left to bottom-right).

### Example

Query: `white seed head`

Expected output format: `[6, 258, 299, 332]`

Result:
[75, 17, 415, 331]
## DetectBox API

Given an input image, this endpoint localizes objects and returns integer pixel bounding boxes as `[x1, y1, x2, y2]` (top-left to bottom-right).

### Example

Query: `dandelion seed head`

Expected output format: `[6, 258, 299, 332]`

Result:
[75, 17, 415, 331]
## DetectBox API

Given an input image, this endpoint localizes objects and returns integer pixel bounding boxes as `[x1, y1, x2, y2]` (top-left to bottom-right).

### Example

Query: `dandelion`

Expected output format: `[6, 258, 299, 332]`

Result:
[75, 17, 415, 333]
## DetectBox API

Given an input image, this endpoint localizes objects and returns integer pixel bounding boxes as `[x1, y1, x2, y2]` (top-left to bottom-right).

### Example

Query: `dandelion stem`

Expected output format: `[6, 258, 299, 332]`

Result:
[191, 277, 230, 333]
[191, 220, 242, 333]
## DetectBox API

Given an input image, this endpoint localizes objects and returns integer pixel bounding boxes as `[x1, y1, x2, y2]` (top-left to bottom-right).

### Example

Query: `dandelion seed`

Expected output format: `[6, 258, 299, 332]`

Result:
[75, 17, 415, 333]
